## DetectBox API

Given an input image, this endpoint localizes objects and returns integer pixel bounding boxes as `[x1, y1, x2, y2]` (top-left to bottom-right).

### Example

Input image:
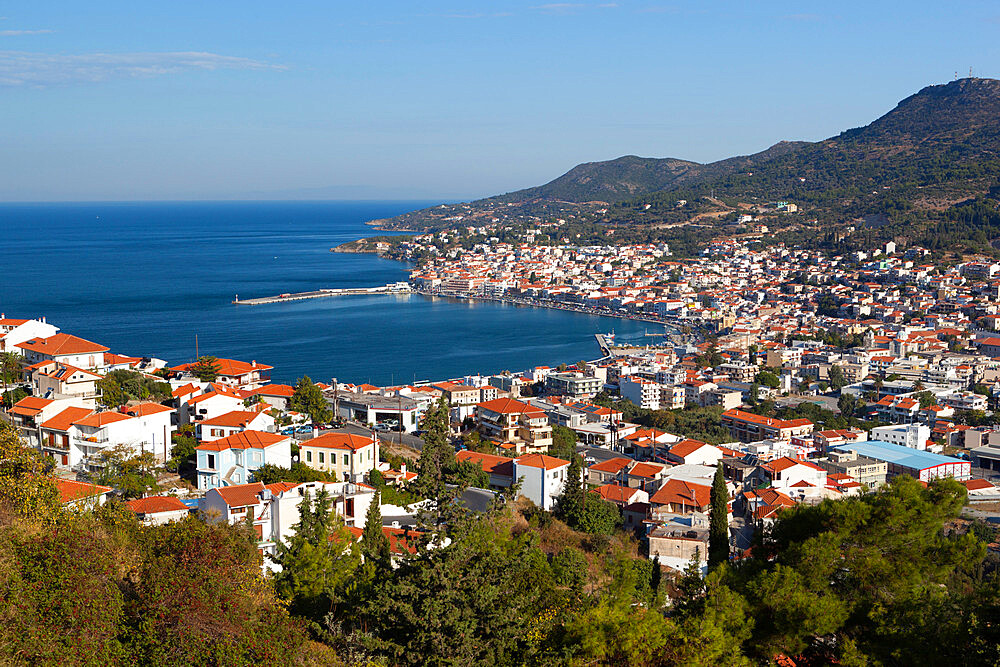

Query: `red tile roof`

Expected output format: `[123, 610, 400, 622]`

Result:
[17, 333, 109, 356]
[587, 457, 633, 474]
[125, 495, 189, 514]
[8, 396, 53, 417]
[195, 430, 288, 451]
[591, 484, 641, 504]
[40, 406, 94, 432]
[476, 397, 532, 414]
[515, 453, 569, 470]
[456, 450, 514, 474]
[125, 403, 174, 417]
[55, 479, 112, 504]
[649, 478, 711, 508]
[170, 358, 273, 377]
[73, 411, 134, 428]
[199, 410, 263, 428]
[304, 432, 375, 451]
[215, 482, 265, 507]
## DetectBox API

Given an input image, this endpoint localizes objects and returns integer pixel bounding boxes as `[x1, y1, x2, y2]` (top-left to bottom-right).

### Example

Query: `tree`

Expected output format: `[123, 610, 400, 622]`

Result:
[754, 370, 780, 389]
[252, 462, 336, 485]
[190, 355, 222, 382]
[838, 392, 860, 419]
[271, 488, 361, 621]
[290, 375, 333, 424]
[94, 445, 159, 499]
[556, 454, 585, 527]
[708, 463, 729, 570]
[550, 424, 578, 461]
[828, 364, 846, 391]
[0, 421, 60, 521]
[361, 488, 391, 566]
[167, 427, 197, 474]
[576, 494, 622, 535]
[97, 369, 172, 408]
[415, 397, 454, 507]
[0, 352, 23, 401]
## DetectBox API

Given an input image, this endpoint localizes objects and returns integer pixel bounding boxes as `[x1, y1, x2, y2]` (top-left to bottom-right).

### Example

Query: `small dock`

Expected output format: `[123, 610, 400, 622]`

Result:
[233, 283, 411, 305]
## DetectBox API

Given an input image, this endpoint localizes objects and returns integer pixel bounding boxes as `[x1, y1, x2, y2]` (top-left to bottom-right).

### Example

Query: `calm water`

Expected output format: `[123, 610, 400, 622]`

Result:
[0, 201, 649, 385]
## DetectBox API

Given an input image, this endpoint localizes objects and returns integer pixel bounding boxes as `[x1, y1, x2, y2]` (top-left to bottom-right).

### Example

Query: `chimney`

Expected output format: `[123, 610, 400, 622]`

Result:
[251, 360, 257, 368]
[401, 463, 407, 475]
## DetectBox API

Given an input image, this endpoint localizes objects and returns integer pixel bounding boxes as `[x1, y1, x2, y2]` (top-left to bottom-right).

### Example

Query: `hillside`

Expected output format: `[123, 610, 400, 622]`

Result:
[366, 78, 1000, 254]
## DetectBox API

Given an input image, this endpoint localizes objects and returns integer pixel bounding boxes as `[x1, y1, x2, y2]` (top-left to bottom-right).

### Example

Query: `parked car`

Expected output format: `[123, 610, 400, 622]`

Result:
[374, 423, 391, 432]
[295, 424, 314, 434]
[280, 427, 295, 436]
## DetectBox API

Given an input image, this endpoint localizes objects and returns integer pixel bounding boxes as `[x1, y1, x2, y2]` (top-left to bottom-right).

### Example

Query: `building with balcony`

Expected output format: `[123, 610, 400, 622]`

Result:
[169, 358, 273, 390]
[543, 372, 602, 399]
[721, 409, 814, 443]
[195, 430, 292, 491]
[475, 397, 553, 453]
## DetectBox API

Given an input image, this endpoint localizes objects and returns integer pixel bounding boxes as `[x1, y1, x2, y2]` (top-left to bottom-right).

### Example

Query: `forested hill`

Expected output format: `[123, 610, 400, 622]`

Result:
[486, 141, 811, 204]
[628, 78, 1000, 211]
[367, 78, 1000, 255]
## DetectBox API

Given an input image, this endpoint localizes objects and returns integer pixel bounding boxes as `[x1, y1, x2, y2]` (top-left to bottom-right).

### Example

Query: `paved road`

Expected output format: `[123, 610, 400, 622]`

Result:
[576, 444, 626, 463]
[296, 422, 426, 451]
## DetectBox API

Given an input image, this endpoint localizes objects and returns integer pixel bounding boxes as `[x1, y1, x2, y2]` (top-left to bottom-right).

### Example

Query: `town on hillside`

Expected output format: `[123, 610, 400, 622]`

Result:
[5, 231, 1000, 577]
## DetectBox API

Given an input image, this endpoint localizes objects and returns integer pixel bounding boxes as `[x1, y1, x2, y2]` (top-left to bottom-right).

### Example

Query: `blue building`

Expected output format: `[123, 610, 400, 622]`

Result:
[195, 430, 293, 490]
[831, 440, 970, 483]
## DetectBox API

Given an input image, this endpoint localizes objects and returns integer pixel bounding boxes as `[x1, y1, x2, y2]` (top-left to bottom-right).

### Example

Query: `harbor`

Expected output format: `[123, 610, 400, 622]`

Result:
[233, 282, 411, 305]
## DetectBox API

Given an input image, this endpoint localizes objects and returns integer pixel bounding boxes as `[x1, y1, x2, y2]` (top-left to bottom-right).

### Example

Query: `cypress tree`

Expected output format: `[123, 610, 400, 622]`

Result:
[708, 463, 729, 570]
[557, 455, 585, 527]
[362, 488, 391, 565]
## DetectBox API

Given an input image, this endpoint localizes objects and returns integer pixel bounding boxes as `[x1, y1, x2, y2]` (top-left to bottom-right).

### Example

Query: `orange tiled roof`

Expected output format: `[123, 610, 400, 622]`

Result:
[195, 430, 287, 451]
[515, 453, 569, 470]
[17, 333, 109, 356]
[304, 432, 375, 451]
[40, 406, 94, 432]
[55, 478, 112, 504]
[125, 495, 189, 514]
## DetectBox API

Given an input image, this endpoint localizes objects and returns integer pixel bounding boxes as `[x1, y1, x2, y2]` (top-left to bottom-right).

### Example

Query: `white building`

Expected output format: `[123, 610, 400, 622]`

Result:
[513, 453, 570, 511]
[870, 423, 931, 450]
[620, 378, 662, 410]
[0, 316, 59, 353]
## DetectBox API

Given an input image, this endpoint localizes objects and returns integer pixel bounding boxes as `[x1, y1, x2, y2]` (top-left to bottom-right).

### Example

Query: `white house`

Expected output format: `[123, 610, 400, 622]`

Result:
[29, 362, 102, 406]
[194, 430, 292, 491]
[200, 480, 374, 570]
[16, 333, 109, 371]
[178, 385, 247, 426]
[757, 456, 828, 492]
[870, 423, 931, 450]
[196, 408, 275, 442]
[513, 453, 570, 511]
[125, 402, 176, 462]
[125, 495, 191, 526]
[0, 316, 59, 353]
[667, 439, 725, 467]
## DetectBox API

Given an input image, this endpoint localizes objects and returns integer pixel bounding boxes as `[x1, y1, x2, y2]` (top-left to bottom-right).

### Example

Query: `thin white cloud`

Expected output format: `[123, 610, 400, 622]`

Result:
[0, 50, 285, 87]
[0, 29, 54, 36]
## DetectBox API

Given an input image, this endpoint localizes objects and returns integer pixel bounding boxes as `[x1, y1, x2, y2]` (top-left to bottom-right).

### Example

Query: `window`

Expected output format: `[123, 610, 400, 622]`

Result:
[254, 452, 262, 462]
[319, 452, 324, 464]
[345, 498, 355, 517]
[343, 454, 349, 466]
[207, 454, 216, 469]
[306, 451, 312, 463]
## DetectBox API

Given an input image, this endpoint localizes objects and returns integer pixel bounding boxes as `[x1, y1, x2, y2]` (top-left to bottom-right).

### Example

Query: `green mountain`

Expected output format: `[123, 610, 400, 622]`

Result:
[370, 78, 1000, 254]
[489, 141, 810, 204]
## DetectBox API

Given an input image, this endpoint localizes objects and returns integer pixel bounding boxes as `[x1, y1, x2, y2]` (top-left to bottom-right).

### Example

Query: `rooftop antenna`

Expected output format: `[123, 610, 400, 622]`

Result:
[970, 66, 974, 78]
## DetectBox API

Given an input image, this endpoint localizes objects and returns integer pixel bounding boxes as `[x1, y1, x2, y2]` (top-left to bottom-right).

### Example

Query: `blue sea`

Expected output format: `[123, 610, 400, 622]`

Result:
[0, 201, 650, 385]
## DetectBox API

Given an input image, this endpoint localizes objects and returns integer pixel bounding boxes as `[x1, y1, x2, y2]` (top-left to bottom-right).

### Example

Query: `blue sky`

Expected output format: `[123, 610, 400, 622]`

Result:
[2, 1, 999, 201]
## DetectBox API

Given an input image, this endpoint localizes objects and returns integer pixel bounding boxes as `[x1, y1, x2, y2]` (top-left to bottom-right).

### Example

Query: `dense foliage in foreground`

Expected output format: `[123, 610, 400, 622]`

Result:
[2, 418, 1000, 666]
